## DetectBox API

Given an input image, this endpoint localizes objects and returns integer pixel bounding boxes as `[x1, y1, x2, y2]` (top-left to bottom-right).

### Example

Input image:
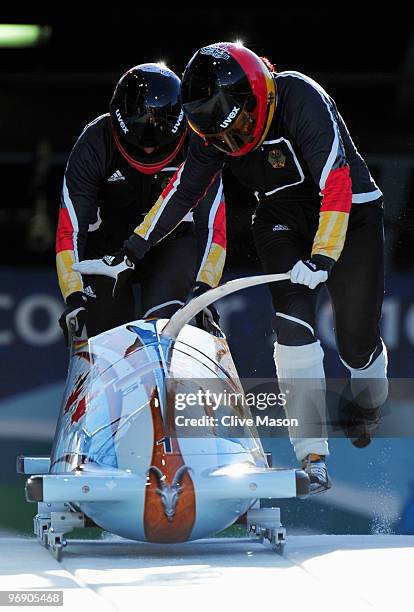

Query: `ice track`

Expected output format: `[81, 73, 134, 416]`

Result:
[1, 535, 413, 611]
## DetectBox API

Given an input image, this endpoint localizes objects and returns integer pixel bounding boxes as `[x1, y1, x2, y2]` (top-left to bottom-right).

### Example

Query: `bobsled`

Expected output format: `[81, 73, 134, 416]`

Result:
[17, 274, 309, 560]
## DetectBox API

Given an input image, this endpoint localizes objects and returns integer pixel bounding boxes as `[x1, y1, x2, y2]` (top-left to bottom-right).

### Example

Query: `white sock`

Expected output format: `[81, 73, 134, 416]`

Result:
[342, 340, 389, 410]
[274, 341, 329, 462]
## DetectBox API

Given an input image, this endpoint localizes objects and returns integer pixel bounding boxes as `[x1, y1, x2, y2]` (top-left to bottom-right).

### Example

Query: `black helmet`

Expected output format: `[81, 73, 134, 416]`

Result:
[181, 43, 276, 157]
[110, 63, 187, 174]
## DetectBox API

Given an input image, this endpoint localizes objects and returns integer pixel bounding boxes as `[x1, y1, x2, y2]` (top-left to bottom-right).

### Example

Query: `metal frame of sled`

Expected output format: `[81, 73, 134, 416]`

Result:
[18, 455, 309, 560]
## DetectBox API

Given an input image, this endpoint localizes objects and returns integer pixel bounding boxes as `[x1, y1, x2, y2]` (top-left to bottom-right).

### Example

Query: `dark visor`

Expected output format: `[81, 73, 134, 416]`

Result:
[203, 106, 256, 154]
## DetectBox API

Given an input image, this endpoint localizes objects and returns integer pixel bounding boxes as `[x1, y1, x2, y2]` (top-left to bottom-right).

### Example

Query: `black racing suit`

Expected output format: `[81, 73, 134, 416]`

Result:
[122, 71, 384, 369]
[56, 114, 225, 336]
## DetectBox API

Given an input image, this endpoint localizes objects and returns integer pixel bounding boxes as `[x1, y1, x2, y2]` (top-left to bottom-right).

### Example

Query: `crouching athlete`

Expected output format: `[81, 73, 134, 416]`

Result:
[56, 62, 225, 344]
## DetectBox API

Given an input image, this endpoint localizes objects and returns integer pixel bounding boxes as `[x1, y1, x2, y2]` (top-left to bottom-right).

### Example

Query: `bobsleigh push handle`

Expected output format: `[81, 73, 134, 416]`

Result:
[162, 273, 290, 340]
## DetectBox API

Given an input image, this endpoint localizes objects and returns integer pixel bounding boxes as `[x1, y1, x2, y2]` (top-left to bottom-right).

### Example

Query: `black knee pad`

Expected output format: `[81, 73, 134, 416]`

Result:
[272, 314, 315, 346]
[340, 339, 383, 370]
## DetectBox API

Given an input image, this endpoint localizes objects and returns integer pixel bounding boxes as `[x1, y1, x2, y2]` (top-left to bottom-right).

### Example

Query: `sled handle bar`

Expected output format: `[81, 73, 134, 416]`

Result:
[162, 273, 290, 341]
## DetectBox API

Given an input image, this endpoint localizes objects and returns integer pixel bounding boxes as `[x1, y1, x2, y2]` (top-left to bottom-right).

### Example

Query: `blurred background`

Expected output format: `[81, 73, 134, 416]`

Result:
[1, 10, 413, 537]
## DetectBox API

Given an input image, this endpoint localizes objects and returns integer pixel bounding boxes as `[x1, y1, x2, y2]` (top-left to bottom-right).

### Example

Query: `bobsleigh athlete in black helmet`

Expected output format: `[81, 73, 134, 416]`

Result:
[109, 63, 186, 174]
[76, 44, 388, 493]
[57, 62, 225, 342]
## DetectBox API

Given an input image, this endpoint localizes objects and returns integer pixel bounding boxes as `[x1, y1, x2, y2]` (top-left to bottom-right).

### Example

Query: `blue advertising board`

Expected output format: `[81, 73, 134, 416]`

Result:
[0, 267, 413, 400]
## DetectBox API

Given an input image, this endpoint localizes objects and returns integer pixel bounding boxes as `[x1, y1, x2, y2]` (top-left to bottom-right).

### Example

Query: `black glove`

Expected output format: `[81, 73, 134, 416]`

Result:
[59, 292, 88, 346]
[123, 233, 151, 261]
[191, 282, 221, 334]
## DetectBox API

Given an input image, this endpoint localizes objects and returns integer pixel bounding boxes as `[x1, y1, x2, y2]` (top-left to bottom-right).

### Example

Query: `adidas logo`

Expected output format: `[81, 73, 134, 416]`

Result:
[108, 170, 125, 182]
[272, 224, 290, 231]
[305, 260, 317, 270]
[83, 285, 97, 299]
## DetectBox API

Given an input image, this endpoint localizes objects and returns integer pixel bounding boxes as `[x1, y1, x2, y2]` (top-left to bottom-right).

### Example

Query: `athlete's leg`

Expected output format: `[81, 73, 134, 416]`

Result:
[252, 217, 329, 463]
[327, 204, 388, 410]
[82, 275, 135, 337]
[140, 223, 197, 319]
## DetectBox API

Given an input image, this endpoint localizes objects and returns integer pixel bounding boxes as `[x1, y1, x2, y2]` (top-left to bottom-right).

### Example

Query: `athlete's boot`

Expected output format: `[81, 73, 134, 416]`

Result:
[301, 453, 331, 494]
[340, 403, 381, 449]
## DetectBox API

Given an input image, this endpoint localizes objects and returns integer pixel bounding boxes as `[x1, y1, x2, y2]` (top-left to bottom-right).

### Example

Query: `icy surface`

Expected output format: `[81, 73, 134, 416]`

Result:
[0, 535, 413, 611]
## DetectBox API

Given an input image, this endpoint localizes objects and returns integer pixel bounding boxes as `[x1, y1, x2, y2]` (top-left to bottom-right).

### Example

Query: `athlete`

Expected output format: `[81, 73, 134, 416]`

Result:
[57, 63, 225, 344]
[74, 44, 389, 493]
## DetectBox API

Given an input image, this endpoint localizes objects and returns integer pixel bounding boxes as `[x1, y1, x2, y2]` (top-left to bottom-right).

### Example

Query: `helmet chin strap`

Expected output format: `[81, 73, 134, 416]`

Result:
[112, 126, 187, 175]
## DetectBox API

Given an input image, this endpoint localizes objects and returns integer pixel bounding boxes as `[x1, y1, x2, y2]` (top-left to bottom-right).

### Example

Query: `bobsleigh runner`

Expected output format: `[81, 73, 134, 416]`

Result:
[17, 274, 310, 561]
